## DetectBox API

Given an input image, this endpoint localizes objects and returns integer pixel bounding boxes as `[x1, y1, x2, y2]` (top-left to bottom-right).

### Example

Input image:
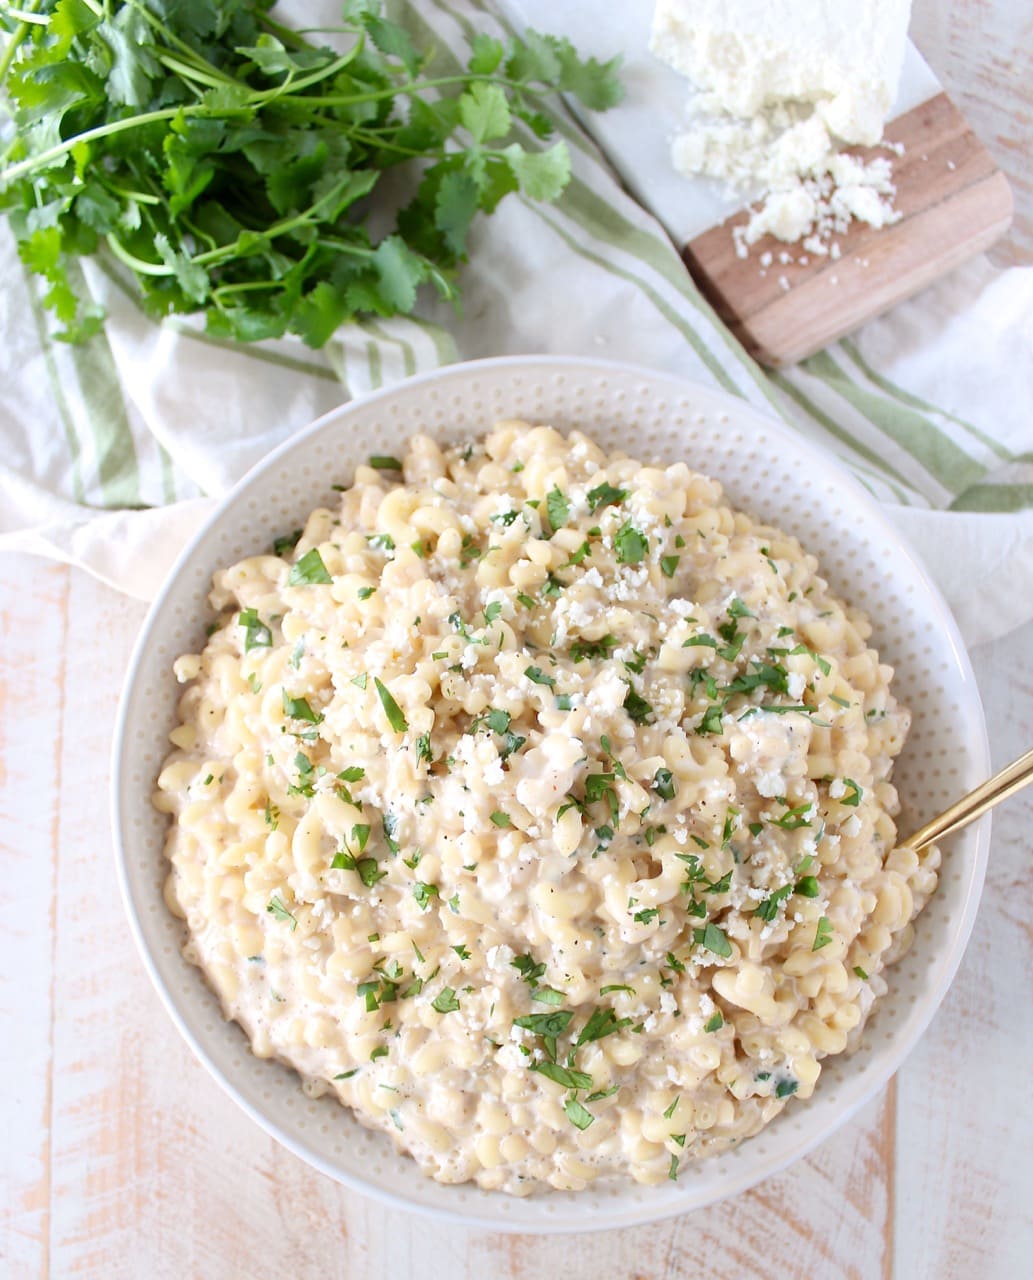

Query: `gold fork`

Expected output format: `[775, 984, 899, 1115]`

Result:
[903, 746, 1033, 851]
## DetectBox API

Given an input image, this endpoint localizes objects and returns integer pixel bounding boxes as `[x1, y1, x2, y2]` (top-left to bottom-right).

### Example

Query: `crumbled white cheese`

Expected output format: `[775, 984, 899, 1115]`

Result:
[651, 0, 911, 251]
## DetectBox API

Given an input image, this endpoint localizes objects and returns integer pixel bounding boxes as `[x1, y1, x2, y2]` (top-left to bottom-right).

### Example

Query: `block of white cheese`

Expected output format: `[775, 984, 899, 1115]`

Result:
[650, 0, 913, 252]
[651, 0, 912, 146]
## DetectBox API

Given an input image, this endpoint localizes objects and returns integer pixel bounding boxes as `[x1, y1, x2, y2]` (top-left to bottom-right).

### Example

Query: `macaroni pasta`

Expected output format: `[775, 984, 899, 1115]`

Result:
[155, 422, 937, 1193]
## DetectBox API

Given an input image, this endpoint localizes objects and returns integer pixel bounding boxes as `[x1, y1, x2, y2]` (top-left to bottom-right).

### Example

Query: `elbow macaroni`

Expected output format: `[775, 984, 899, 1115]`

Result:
[155, 422, 937, 1195]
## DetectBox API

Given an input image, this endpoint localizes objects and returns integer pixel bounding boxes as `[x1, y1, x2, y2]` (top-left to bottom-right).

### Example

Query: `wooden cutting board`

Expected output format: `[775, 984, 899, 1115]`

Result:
[503, 1, 1014, 366]
[684, 94, 1013, 365]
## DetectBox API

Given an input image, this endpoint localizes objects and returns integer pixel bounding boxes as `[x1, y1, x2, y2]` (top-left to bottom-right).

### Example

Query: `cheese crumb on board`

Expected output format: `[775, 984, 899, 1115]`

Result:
[651, 0, 912, 255]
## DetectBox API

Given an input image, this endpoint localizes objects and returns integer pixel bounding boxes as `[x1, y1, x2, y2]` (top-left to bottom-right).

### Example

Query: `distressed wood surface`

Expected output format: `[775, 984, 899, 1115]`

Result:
[911, 0, 1033, 267]
[1, 10, 1031, 1277]
[2, 550, 1031, 1280]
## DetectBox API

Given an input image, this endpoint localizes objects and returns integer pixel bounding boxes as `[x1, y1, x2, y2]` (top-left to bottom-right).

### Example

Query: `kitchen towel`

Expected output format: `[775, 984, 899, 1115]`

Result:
[1, 0, 1031, 646]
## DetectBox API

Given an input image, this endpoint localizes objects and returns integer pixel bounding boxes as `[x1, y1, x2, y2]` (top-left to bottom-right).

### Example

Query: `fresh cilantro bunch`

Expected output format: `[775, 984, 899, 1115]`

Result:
[0, 0, 621, 345]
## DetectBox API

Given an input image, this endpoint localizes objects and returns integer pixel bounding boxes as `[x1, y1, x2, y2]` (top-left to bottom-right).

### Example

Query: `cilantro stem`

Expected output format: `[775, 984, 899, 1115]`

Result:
[105, 233, 175, 277]
[0, 2, 38, 91]
[4, 7, 48, 24]
[1, 107, 185, 184]
[287, 73, 540, 110]
[156, 52, 237, 91]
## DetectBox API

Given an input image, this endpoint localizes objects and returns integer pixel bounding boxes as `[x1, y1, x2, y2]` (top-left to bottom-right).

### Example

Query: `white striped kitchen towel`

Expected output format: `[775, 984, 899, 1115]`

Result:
[0, 0, 1030, 644]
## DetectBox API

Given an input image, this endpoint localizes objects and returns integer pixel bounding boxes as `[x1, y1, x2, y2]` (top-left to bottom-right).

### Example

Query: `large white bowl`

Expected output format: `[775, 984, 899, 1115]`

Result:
[112, 356, 990, 1232]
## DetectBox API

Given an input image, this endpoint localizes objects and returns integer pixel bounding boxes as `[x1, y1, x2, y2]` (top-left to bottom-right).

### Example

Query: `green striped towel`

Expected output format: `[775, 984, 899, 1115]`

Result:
[1, 0, 1030, 644]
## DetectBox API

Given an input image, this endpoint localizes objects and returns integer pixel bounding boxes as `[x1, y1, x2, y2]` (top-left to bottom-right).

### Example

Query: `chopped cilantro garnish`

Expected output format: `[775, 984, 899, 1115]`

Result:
[841, 778, 863, 806]
[614, 521, 648, 564]
[706, 869, 733, 895]
[484, 601, 503, 625]
[775, 1078, 798, 1099]
[369, 455, 403, 471]
[853, 965, 869, 980]
[586, 481, 629, 513]
[623, 685, 654, 724]
[531, 987, 565, 1006]
[490, 810, 512, 828]
[514, 1010, 574, 1036]
[512, 955, 547, 986]
[564, 1098, 595, 1130]
[546, 487, 571, 529]
[795, 875, 820, 898]
[431, 987, 460, 1014]
[331, 850, 386, 887]
[282, 692, 322, 724]
[754, 884, 792, 921]
[374, 678, 408, 733]
[789, 643, 831, 676]
[812, 916, 833, 951]
[238, 608, 272, 652]
[266, 897, 297, 931]
[530, 1061, 594, 1091]
[771, 802, 813, 830]
[525, 665, 556, 687]
[693, 922, 732, 958]
[288, 548, 332, 586]
[570, 635, 618, 663]
[660, 554, 680, 578]
[576, 1006, 632, 1046]
[704, 1010, 724, 1032]
[273, 530, 302, 558]
[382, 812, 400, 855]
[652, 767, 676, 801]
[412, 882, 439, 911]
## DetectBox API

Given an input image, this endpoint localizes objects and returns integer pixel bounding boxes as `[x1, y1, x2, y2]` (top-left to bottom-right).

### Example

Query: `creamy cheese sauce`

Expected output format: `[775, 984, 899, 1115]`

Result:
[155, 422, 938, 1194]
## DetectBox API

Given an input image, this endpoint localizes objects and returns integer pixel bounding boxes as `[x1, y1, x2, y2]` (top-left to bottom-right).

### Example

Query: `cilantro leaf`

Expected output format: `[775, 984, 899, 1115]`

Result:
[614, 521, 647, 564]
[546, 486, 571, 529]
[239, 608, 272, 652]
[530, 1061, 593, 1090]
[0, 4, 620, 345]
[431, 986, 460, 1014]
[374, 677, 408, 733]
[288, 548, 332, 586]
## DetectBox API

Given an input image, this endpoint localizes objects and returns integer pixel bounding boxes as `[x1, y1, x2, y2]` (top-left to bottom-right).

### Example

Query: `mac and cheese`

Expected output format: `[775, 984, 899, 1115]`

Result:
[155, 422, 936, 1193]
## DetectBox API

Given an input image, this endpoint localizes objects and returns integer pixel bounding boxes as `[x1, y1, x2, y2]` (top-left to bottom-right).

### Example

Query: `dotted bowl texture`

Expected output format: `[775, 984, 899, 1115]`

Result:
[111, 356, 990, 1232]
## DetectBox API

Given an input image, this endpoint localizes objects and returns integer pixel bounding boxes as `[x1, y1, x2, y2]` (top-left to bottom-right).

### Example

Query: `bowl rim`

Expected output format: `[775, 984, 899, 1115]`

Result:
[111, 353, 991, 1231]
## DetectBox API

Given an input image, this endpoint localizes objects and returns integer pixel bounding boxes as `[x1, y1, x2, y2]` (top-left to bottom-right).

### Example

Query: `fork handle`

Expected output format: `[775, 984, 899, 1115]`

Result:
[904, 745, 1033, 852]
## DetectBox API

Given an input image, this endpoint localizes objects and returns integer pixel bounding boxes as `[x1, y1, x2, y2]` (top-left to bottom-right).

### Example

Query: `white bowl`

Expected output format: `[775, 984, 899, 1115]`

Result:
[112, 356, 990, 1231]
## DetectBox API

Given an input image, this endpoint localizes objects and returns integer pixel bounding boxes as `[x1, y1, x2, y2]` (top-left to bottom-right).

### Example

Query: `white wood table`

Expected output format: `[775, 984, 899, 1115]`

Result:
[2, 4, 1031, 1276]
